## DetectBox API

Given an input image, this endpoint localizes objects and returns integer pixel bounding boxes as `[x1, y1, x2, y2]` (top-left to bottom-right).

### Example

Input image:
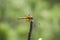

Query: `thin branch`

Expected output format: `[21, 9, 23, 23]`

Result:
[28, 20, 33, 40]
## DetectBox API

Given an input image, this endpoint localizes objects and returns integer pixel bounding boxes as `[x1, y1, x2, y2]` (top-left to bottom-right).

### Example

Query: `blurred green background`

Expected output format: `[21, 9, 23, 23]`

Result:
[0, 0, 60, 40]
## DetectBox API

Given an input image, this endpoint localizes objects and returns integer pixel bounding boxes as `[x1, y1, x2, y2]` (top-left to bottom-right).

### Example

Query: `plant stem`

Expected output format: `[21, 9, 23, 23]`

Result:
[28, 20, 33, 40]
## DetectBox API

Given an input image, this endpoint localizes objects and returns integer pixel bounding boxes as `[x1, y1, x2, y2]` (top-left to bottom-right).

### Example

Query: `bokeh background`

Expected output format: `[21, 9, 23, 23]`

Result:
[0, 0, 60, 40]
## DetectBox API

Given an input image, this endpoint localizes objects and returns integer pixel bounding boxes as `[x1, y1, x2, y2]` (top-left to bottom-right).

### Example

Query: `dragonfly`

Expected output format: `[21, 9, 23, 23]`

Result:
[18, 15, 34, 40]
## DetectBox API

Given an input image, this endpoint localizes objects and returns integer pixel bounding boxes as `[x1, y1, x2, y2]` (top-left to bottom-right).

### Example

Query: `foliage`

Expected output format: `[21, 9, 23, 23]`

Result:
[0, 0, 60, 40]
